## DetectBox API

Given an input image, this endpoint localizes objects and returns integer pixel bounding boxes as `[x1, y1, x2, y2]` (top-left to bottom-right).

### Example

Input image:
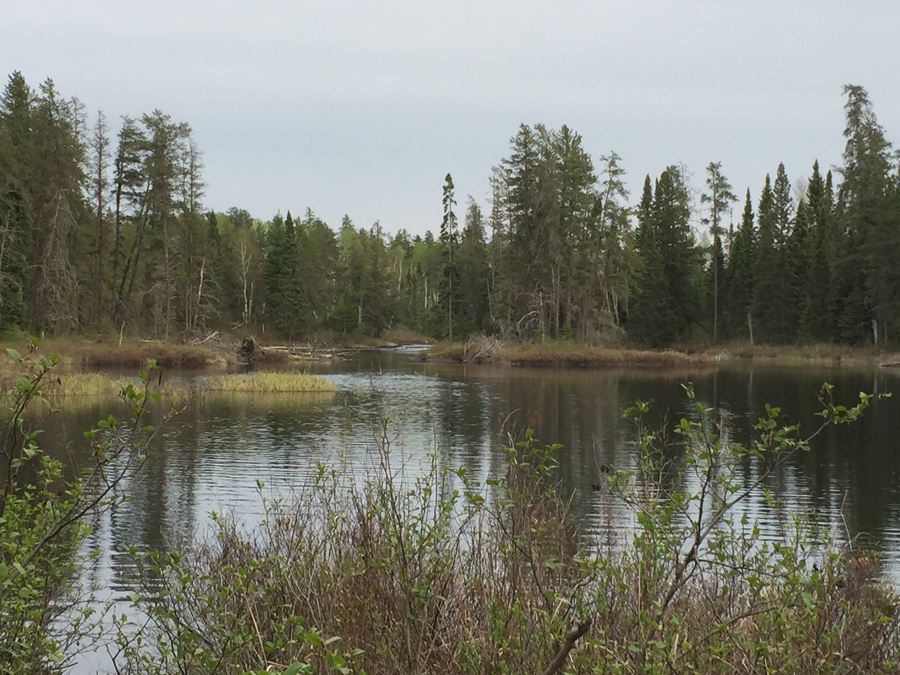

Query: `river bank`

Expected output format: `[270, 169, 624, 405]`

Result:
[423, 338, 900, 369]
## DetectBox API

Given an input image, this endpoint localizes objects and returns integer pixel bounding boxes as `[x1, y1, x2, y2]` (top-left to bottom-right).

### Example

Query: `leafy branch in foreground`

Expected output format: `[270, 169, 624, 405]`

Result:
[592, 382, 896, 673]
[0, 340, 170, 672]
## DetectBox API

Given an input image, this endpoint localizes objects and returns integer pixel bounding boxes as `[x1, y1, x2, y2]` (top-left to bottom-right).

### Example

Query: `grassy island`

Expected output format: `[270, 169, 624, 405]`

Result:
[201, 370, 335, 393]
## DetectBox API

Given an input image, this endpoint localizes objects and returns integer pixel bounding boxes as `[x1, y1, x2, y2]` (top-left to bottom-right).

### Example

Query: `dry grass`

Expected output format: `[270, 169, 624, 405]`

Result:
[425, 339, 716, 369]
[0, 338, 223, 368]
[424, 338, 900, 370]
[201, 370, 336, 393]
[714, 342, 900, 367]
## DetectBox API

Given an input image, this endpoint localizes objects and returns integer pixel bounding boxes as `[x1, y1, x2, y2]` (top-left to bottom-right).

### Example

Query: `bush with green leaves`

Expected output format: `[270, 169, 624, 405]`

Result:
[0, 341, 167, 672]
[582, 383, 899, 674]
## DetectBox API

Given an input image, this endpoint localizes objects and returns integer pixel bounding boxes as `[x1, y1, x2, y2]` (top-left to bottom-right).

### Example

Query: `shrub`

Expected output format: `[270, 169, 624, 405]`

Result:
[113, 386, 900, 674]
[0, 342, 168, 672]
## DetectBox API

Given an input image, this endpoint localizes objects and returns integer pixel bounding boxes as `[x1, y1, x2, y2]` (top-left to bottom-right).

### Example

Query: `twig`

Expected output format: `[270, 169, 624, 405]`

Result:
[541, 619, 592, 675]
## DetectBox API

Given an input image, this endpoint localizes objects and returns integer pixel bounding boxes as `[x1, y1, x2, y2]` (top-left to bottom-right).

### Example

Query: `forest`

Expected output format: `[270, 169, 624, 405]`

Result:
[1, 70, 898, 348]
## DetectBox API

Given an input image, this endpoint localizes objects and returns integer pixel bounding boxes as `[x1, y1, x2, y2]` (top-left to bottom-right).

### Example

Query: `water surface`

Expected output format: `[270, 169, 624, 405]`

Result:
[42, 351, 900, 601]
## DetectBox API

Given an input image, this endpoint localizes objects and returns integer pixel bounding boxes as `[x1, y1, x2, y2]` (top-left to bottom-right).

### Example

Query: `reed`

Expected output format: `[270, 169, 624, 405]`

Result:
[201, 370, 336, 393]
[425, 339, 716, 369]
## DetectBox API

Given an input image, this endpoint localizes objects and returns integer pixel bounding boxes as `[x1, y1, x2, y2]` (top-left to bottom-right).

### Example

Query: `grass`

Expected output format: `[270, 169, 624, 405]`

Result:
[424, 337, 900, 370]
[712, 341, 900, 367]
[199, 390, 336, 412]
[425, 338, 716, 369]
[0, 337, 224, 368]
[201, 370, 336, 393]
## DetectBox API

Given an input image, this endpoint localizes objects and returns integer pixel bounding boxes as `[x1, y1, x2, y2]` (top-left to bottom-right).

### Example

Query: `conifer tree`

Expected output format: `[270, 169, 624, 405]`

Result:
[439, 173, 460, 342]
[700, 161, 737, 342]
[802, 161, 834, 341]
[834, 85, 897, 343]
[753, 174, 783, 342]
[628, 176, 668, 345]
[725, 190, 756, 341]
[457, 198, 490, 335]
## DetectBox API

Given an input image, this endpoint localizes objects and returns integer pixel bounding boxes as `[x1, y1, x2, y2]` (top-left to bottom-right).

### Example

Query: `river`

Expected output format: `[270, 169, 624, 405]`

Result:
[42, 350, 900, 624]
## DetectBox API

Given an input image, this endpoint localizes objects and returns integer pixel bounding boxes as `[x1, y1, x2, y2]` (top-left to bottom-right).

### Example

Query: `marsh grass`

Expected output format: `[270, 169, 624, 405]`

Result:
[0, 338, 222, 368]
[716, 341, 900, 367]
[199, 390, 336, 412]
[426, 338, 716, 369]
[426, 337, 900, 370]
[201, 370, 336, 393]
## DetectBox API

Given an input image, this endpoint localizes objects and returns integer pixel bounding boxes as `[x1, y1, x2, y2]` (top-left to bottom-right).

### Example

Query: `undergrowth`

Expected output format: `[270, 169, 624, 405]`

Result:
[112, 387, 900, 675]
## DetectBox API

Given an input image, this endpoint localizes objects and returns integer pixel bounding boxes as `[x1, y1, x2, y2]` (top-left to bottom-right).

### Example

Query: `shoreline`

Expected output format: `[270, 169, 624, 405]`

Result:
[422, 340, 900, 370]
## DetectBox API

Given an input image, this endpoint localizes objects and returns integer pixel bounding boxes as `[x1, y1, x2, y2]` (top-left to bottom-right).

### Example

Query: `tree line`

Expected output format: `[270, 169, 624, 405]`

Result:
[2, 71, 898, 346]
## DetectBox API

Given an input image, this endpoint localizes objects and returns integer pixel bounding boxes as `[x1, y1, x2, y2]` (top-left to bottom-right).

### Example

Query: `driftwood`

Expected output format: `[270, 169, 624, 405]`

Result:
[237, 337, 357, 363]
[189, 330, 220, 346]
[541, 619, 592, 675]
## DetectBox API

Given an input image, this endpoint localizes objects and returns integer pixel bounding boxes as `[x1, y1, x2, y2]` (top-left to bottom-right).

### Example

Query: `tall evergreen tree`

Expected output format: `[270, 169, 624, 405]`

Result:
[700, 162, 737, 342]
[457, 198, 490, 335]
[801, 161, 834, 341]
[725, 190, 756, 341]
[628, 176, 668, 345]
[834, 85, 897, 344]
[439, 173, 460, 342]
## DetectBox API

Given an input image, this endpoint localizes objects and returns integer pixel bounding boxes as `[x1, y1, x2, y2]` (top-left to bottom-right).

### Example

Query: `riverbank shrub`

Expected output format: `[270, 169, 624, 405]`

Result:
[113, 387, 899, 674]
[0, 344, 169, 672]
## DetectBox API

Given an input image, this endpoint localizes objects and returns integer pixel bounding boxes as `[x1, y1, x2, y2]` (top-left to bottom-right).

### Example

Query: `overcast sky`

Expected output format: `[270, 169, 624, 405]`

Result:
[5, 0, 900, 237]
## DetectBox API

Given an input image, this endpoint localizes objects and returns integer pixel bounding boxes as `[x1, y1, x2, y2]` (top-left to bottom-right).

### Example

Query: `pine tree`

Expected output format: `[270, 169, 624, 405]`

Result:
[700, 161, 737, 342]
[834, 85, 897, 344]
[628, 176, 668, 345]
[439, 173, 460, 342]
[725, 190, 756, 341]
[802, 161, 834, 341]
[457, 198, 490, 335]
[753, 174, 783, 342]
[0, 72, 32, 332]
[628, 168, 700, 345]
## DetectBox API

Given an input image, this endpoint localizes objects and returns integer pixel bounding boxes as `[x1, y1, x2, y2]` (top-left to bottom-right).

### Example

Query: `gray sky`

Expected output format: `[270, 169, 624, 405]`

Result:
[6, 0, 900, 237]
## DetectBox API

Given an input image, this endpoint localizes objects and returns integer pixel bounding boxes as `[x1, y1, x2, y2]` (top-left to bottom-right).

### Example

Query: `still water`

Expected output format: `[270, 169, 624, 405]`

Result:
[44, 349, 900, 605]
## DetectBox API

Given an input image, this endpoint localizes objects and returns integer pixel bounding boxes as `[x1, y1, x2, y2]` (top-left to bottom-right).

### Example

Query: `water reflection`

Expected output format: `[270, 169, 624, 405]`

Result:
[40, 353, 900, 599]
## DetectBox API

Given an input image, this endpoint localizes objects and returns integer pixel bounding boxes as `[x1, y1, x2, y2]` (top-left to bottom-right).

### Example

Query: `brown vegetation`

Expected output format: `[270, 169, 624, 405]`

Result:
[0, 338, 224, 369]
[425, 338, 716, 369]
[424, 338, 900, 370]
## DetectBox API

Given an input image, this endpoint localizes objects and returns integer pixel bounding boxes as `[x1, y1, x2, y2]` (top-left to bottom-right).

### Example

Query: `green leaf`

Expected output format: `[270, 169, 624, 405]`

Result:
[303, 631, 324, 647]
[6, 348, 20, 361]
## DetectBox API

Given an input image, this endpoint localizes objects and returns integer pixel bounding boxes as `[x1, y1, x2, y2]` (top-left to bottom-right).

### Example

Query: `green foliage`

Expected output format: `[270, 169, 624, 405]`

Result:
[0, 342, 167, 672]
[628, 166, 702, 346]
[5, 70, 900, 348]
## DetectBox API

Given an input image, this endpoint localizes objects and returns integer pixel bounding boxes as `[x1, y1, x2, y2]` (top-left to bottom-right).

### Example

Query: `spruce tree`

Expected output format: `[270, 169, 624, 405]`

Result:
[725, 190, 756, 341]
[700, 161, 737, 342]
[457, 198, 490, 335]
[802, 161, 834, 341]
[439, 173, 460, 342]
[834, 85, 897, 344]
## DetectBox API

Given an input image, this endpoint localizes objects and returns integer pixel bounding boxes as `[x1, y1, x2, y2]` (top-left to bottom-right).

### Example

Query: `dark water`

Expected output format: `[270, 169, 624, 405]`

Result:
[43, 351, 900, 608]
